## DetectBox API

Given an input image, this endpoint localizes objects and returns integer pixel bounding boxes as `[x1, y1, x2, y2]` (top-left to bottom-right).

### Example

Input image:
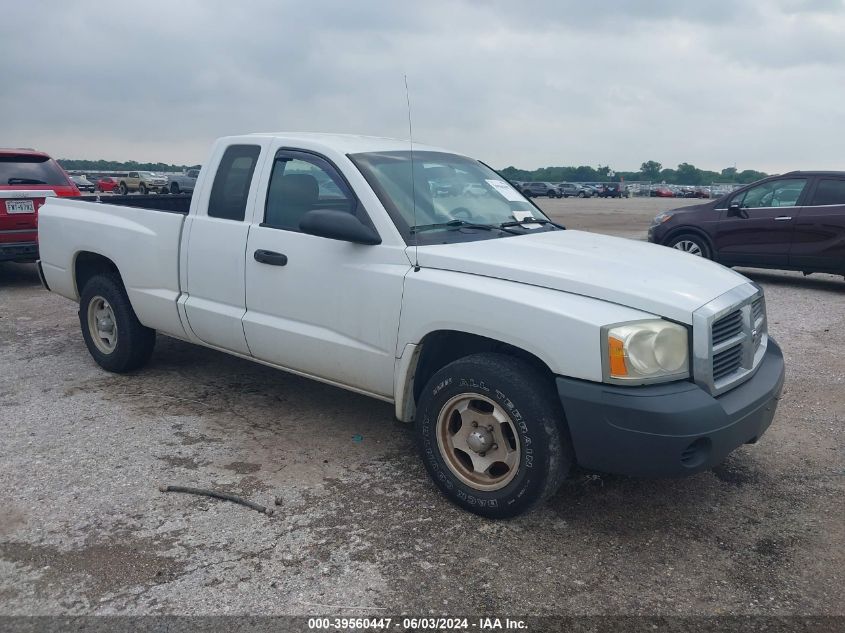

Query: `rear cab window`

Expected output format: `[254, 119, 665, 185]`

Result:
[208, 145, 261, 221]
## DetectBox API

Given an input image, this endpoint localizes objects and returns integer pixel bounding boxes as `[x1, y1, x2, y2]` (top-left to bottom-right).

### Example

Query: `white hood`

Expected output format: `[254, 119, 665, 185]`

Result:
[413, 230, 749, 324]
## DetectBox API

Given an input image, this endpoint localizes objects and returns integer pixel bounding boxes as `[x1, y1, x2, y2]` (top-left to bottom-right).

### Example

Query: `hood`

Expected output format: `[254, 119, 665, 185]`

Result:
[413, 230, 749, 324]
[663, 201, 715, 217]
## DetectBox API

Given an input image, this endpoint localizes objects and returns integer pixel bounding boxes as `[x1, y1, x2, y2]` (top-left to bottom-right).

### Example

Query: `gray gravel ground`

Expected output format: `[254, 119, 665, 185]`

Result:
[0, 197, 842, 616]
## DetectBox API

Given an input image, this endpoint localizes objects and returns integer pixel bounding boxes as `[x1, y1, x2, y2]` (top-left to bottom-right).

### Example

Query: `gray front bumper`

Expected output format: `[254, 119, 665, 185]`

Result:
[556, 339, 785, 477]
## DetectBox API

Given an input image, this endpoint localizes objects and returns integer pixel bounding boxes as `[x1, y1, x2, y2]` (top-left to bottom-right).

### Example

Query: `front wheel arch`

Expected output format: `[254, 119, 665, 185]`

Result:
[404, 330, 556, 419]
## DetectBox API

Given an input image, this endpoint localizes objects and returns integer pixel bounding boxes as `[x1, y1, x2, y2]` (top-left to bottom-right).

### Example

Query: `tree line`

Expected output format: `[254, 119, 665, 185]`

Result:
[58, 159, 200, 172]
[58, 156, 769, 186]
[499, 161, 769, 185]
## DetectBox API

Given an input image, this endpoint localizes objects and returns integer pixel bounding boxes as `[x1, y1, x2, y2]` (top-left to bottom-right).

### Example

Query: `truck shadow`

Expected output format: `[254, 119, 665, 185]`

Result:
[737, 267, 844, 292]
[0, 262, 40, 288]
[545, 453, 773, 535]
[127, 335, 403, 451]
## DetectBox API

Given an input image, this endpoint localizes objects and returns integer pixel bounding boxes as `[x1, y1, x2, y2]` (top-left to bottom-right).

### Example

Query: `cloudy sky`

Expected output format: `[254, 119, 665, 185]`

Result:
[2, 0, 843, 172]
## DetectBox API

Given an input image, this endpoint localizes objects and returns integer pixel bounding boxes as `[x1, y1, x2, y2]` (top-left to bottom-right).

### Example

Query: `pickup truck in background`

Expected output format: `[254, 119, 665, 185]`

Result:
[37, 133, 785, 518]
[116, 171, 168, 195]
[165, 168, 200, 194]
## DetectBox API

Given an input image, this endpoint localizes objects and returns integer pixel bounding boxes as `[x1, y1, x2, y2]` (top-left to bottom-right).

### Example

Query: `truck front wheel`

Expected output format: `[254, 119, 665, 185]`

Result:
[79, 274, 156, 373]
[415, 353, 573, 518]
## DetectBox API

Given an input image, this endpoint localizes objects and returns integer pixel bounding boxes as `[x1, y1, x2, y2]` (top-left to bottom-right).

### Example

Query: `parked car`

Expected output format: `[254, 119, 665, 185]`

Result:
[165, 168, 200, 194]
[70, 175, 96, 192]
[521, 181, 561, 198]
[38, 133, 784, 519]
[600, 183, 623, 198]
[556, 182, 592, 198]
[116, 171, 168, 195]
[0, 148, 80, 262]
[648, 171, 845, 276]
[650, 185, 674, 198]
[95, 176, 120, 193]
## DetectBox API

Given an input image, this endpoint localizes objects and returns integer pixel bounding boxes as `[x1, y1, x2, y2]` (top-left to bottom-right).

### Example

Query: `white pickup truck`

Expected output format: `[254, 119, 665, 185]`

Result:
[37, 133, 785, 518]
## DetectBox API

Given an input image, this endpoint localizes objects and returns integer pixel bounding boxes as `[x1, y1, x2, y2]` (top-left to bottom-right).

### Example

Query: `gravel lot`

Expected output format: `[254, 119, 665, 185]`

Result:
[0, 196, 842, 617]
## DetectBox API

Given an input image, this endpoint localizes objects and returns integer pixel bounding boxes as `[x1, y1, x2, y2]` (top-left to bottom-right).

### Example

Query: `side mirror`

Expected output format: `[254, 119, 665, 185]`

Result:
[299, 208, 381, 245]
[727, 202, 746, 218]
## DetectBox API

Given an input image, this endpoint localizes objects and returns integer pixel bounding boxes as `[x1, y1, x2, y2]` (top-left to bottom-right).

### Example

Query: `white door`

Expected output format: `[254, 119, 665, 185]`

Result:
[183, 143, 265, 355]
[242, 149, 410, 397]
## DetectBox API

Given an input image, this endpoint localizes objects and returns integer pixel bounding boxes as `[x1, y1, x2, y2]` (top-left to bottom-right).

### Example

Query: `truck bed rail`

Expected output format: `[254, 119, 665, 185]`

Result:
[78, 193, 192, 215]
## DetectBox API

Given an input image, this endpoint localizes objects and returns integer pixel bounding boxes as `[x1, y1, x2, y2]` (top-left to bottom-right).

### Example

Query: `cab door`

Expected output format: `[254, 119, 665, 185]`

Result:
[713, 177, 808, 266]
[242, 148, 410, 397]
[182, 142, 267, 354]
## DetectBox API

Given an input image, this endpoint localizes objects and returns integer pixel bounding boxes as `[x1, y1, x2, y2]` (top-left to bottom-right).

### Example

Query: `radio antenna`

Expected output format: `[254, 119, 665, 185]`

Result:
[404, 74, 419, 269]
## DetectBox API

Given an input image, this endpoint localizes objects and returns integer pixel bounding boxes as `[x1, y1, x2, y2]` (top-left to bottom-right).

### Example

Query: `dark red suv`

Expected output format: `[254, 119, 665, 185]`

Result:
[1, 149, 80, 263]
[648, 171, 845, 276]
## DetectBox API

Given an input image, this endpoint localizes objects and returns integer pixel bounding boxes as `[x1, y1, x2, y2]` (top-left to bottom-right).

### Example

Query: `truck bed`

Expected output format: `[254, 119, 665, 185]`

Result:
[38, 196, 189, 339]
[78, 193, 192, 214]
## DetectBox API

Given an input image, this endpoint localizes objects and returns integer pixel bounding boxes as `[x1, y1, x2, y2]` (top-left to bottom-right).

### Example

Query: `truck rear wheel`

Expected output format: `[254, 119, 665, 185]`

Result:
[415, 353, 572, 518]
[79, 274, 156, 373]
[118, 182, 128, 195]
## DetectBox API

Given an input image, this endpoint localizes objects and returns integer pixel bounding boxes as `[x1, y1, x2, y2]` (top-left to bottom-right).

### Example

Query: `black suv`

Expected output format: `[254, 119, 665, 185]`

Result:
[592, 183, 623, 198]
[521, 182, 561, 198]
[648, 171, 845, 276]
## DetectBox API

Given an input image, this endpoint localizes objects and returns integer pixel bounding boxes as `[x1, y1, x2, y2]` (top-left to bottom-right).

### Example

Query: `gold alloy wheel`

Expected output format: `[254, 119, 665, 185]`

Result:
[87, 295, 118, 354]
[435, 393, 521, 491]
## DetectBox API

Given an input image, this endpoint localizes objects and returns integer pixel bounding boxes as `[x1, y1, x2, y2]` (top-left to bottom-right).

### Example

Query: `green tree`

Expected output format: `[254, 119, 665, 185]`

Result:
[659, 168, 677, 184]
[676, 162, 702, 185]
[736, 169, 768, 184]
[640, 160, 662, 181]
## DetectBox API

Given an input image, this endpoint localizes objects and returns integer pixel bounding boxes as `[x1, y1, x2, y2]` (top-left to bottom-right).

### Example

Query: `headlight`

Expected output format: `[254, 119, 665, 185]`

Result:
[603, 320, 689, 384]
[652, 212, 675, 225]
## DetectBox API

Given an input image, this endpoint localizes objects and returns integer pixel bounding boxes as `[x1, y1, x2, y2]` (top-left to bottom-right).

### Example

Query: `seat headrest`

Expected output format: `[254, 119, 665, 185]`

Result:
[277, 173, 319, 203]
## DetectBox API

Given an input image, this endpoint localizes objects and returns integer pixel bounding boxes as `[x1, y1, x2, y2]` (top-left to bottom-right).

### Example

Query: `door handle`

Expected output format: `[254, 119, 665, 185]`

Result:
[253, 249, 288, 266]
[774, 216, 793, 221]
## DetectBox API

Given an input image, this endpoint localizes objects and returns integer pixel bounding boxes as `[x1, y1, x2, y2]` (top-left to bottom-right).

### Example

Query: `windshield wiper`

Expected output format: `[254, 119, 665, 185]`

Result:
[7, 178, 47, 185]
[410, 219, 521, 235]
[499, 218, 566, 230]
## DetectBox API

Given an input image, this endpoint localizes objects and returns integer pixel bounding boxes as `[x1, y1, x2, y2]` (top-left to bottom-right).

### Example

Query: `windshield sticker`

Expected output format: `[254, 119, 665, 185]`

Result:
[511, 209, 542, 229]
[485, 179, 524, 202]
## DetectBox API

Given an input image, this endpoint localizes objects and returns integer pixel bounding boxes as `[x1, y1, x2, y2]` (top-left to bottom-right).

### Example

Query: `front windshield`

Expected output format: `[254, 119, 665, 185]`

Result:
[350, 150, 552, 243]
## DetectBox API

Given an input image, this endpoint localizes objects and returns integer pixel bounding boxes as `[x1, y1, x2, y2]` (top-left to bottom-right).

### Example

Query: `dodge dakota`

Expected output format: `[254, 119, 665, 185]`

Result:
[37, 133, 785, 518]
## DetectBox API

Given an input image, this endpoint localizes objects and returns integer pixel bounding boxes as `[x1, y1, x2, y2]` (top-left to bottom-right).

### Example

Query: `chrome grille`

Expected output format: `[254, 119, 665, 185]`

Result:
[712, 309, 743, 345]
[752, 297, 764, 323]
[713, 343, 743, 380]
[692, 283, 768, 396]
